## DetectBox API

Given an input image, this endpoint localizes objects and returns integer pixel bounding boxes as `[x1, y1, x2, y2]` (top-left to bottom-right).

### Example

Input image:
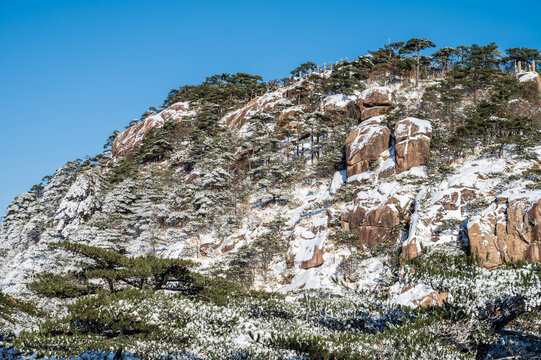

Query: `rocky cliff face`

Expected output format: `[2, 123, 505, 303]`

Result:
[112, 102, 195, 158]
[1, 73, 540, 308]
[468, 191, 541, 268]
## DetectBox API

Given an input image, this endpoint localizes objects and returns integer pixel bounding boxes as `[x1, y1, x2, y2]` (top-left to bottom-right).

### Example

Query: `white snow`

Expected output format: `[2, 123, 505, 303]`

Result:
[330, 170, 347, 194]
[389, 283, 434, 308]
[517, 71, 539, 82]
[322, 94, 356, 108]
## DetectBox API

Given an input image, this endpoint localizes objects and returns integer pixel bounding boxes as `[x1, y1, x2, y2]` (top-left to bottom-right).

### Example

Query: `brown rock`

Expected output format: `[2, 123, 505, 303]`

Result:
[341, 196, 404, 248]
[346, 162, 369, 178]
[434, 186, 477, 211]
[224, 91, 283, 130]
[401, 239, 418, 260]
[112, 102, 193, 158]
[278, 108, 303, 124]
[345, 118, 391, 177]
[112, 114, 166, 158]
[167, 102, 188, 111]
[300, 247, 324, 269]
[468, 195, 541, 268]
[390, 283, 448, 308]
[361, 87, 395, 107]
[361, 106, 389, 121]
[394, 118, 432, 174]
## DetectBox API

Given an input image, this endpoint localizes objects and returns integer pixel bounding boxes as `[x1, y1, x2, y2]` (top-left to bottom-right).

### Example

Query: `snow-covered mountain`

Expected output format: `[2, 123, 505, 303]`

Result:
[1, 54, 540, 359]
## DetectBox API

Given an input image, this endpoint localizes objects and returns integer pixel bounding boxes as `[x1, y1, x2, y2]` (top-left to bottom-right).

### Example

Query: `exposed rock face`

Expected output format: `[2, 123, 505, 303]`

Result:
[278, 107, 303, 124]
[289, 212, 327, 270]
[361, 86, 395, 107]
[223, 90, 284, 130]
[394, 117, 432, 174]
[345, 116, 391, 177]
[401, 158, 514, 261]
[516, 71, 541, 92]
[112, 102, 193, 158]
[358, 87, 395, 122]
[341, 182, 412, 249]
[360, 106, 389, 121]
[300, 247, 324, 269]
[342, 195, 402, 248]
[401, 239, 418, 261]
[468, 192, 541, 268]
[434, 185, 477, 211]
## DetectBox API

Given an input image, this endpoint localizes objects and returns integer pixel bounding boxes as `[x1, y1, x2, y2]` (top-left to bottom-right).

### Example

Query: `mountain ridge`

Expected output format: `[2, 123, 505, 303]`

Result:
[1, 40, 541, 359]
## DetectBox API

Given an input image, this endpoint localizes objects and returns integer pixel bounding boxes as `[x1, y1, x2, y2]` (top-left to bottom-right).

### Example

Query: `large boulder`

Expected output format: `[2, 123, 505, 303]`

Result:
[360, 86, 395, 107]
[468, 191, 541, 268]
[341, 182, 412, 249]
[358, 87, 395, 121]
[345, 116, 391, 177]
[394, 117, 432, 174]
[360, 106, 389, 121]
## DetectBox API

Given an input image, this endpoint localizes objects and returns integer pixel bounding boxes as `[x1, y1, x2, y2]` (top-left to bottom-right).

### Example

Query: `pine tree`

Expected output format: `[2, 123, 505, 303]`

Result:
[432, 46, 458, 76]
[400, 38, 436, 87]
[505, 47, 541, 72]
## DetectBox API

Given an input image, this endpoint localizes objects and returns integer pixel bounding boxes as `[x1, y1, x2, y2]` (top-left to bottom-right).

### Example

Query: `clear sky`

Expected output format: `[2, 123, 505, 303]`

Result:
[1, 0, 540, 216]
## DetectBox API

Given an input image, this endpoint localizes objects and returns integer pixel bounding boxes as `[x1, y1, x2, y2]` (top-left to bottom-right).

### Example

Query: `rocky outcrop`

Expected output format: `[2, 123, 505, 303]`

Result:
[289, 212, 327, 270]
[300, 247, 324, 269]
[516, 71, 541, 92]
[394, 117, 432, 174]
[223, 90, 284, 130]
[468, 191, 541, 268]
[345, 116, 391, 177]
[341, 182, 412, 249]
[320, 94, 362, 121]
[278, 107, 303, 124]
[358, 87, 395, 121]
[401, 158, 513, 261]
[360, 106, 389, 121]
[112, 102, 193, 158]
[342, 195, 403, 248]
[361, 86, 395, 107]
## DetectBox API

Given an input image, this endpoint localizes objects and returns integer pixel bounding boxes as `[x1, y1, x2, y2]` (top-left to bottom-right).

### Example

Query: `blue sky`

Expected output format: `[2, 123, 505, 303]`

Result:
[1, 0, 540, 216]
